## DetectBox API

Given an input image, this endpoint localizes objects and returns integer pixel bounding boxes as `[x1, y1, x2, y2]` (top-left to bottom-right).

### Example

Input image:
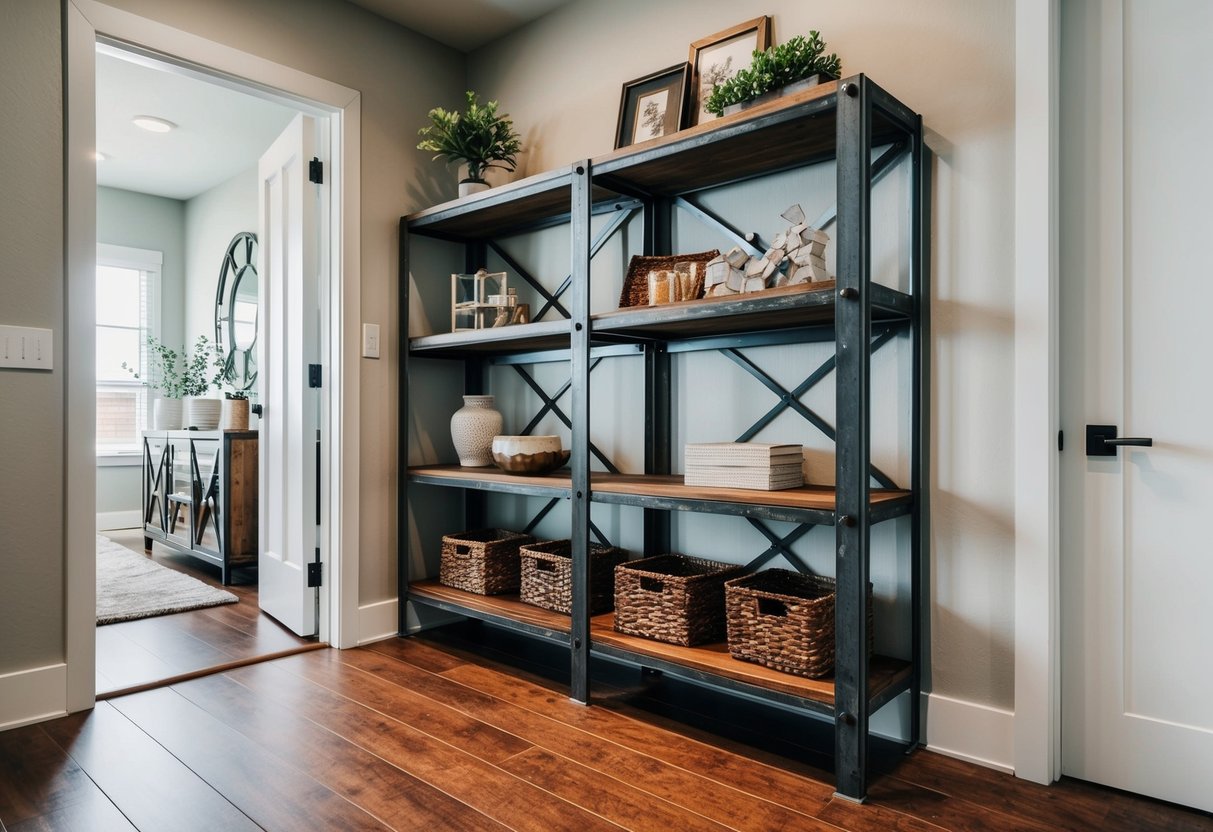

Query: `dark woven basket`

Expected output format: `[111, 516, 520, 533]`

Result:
[614, 554, 745, 646]
[618, 250, 719, 308]
[439, 529, 533, 595]
[519, 540, 628, 615]
[725, 568, 874, 678]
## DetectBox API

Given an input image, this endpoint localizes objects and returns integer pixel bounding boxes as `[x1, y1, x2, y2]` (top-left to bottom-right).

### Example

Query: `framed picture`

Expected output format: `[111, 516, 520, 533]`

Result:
[614, 63, 690, 149]
[688, 16, 772, 126]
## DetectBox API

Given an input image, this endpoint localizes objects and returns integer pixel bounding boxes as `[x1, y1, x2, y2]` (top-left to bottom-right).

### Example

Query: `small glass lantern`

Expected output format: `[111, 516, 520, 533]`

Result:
[451, 269, 508, 331]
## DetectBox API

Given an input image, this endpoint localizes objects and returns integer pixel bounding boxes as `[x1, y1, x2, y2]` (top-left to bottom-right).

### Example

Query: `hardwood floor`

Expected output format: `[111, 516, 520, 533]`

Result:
[95, 529, 318, 697]
[8, 628, 1212, 831]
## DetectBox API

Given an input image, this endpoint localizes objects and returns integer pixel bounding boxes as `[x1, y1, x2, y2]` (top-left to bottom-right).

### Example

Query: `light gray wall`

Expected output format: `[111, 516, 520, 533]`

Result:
[95, 186, 186, 516]
[464, 0, 1017, 710]
[0, 0, 64, 674]
[183, 166, 257, 351]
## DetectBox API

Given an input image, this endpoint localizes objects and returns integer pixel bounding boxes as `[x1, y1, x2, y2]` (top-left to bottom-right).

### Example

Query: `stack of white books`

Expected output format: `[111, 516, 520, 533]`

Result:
[684, 442, 805, 490]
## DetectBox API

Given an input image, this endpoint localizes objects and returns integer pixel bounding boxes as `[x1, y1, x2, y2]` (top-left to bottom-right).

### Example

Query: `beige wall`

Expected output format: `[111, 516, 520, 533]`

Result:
[0, 0, 66, 674]
[467, 0, 1017, 709]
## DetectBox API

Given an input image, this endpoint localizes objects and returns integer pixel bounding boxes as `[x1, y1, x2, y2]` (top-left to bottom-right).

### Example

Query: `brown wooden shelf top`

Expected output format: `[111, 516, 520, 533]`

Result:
[408, 580, 911, 706]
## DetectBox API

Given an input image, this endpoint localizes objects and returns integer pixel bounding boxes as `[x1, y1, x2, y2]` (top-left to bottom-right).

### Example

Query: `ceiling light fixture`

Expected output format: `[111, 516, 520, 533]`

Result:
[132, 115, 176, 133]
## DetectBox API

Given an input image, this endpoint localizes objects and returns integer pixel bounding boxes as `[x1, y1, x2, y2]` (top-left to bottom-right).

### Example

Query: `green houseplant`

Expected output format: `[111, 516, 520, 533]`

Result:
[417, 90, 523, 197]
[705, 32, 842, 118]
[124, 335, 222, 429]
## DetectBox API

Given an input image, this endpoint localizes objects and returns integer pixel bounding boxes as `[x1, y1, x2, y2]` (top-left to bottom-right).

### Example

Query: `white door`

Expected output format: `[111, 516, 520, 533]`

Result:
[258, 113, 322, 637]
[1060, 0, 1213, 812]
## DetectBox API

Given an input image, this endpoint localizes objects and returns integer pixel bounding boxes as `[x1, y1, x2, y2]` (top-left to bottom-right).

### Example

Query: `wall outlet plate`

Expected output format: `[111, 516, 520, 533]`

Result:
[362, 322, 380, 359]
[0, 325, 53, 370]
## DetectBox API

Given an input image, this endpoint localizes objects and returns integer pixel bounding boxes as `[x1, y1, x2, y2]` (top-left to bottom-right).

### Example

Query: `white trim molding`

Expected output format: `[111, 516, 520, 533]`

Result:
[357, 599, 399, 646]
[96, 510, 141, 531]
[923, 692, 1015, 774]
[1013, 0, 1062, 785]
[0, 664, 68, 731]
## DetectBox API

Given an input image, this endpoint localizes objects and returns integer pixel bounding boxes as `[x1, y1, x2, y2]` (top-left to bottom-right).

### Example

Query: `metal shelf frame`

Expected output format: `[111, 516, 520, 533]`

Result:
[397, 73, 930, 802]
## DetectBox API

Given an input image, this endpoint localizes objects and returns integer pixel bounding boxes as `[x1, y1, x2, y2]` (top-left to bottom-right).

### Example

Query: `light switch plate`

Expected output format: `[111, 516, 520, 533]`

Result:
[362, 323, 380, 359]
[0, 326, 53, 370]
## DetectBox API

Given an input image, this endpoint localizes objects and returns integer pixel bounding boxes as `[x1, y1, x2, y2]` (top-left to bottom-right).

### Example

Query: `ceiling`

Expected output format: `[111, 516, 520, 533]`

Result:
[344, 0, 573, 52]
[96, 51, 298, 201]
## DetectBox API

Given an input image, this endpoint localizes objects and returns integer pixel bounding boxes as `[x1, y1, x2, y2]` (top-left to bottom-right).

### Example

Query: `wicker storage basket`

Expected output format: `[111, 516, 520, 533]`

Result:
[725, 568, 874, 678]
[439, 529, 533, 595]
[618, 250, 720, 308]
[613, 554, 745, 646]
[519, 540, 628, 615]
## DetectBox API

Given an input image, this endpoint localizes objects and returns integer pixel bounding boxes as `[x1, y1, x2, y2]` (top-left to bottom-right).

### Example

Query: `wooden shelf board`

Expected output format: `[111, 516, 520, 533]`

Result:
[410, 319, 571, 357]
[407, 580, 909, 707]
[409, 580, 570, 637]
[407, 466, 911, 519]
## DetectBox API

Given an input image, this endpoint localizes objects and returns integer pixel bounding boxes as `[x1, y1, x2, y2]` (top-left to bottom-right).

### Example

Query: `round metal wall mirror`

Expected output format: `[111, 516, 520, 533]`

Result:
[214, 231, 259, 392]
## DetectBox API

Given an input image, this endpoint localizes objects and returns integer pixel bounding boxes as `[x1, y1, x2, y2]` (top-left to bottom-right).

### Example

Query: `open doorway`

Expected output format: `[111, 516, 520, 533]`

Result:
[92, 44, 325, 696]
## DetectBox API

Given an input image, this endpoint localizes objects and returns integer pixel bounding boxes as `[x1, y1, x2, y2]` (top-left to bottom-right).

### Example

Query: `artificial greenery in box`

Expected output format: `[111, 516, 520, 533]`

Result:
[704, 32, 842, 118]
[417, 90, 523, 185]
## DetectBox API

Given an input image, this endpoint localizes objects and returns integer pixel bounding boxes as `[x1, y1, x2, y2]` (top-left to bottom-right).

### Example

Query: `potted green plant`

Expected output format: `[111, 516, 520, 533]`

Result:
[704, 32, 842, 118]
[417, 90, 523, 197]
[123, 335, 220, 430]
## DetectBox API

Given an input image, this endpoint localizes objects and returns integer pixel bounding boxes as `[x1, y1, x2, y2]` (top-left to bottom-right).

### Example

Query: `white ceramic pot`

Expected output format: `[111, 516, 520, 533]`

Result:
[450, 394, 502, 467]
[186, 397, 222, 430]
[491, 435, 562, 457]
[152, 397, 184, 430]
[459, 178, 489, 198]
[220, 397, 250, 431]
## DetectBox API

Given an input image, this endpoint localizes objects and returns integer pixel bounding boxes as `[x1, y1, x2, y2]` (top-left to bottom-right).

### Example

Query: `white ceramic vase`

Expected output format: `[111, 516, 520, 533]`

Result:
[450, 394, 502, 467]
[459, 178, 489, 198]
[153, 397, 184, 430]
[220, 397, 250, 431]
[186, 397, 222, 430]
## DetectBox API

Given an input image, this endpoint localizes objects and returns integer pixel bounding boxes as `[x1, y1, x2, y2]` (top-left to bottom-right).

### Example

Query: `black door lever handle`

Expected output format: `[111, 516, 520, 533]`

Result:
[1086, 424, 1152, 456]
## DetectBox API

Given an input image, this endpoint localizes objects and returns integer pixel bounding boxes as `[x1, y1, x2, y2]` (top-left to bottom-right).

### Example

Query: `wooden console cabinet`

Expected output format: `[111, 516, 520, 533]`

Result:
[141, 430, 258, 584]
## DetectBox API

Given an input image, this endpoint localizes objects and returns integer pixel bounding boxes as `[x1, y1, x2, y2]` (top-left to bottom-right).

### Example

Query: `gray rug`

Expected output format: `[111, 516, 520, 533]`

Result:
[96, 535, 238, 625]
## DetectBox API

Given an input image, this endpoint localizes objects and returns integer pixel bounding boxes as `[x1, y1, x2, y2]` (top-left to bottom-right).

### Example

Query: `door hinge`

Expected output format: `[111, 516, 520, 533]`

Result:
[308, 157, 323, 184]
[307, 557, 322, 588]
[308, 364, 322, 388]
[1058, 429, 1064, 452]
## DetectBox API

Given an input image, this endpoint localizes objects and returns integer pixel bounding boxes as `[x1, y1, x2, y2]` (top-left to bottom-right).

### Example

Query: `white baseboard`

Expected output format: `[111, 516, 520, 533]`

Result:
[96, 510, 141, 531]
[0, 663, 68, 731]
[356, 598, 399, 646]
[922, 691, 1015, 774]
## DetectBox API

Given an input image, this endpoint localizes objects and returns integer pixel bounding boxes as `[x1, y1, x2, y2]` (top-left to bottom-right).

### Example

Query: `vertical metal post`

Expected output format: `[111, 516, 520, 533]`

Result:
[909, 125, 933, 750]
[570, 161, 593, 703]
[643, 196, 673, 556]
[834, 75, 872, 802]
[644, 344, 672, 556]
[464, 240, 489, 530]
[397, 218, 411, 636]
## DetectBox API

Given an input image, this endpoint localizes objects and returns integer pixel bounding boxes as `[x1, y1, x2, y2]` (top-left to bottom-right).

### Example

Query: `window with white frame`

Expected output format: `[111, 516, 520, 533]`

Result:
[96, 243, 161, 459]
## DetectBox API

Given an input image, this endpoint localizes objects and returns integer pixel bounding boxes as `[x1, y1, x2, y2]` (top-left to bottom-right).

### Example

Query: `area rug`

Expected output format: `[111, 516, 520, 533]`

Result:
[96, 535, 238, 625]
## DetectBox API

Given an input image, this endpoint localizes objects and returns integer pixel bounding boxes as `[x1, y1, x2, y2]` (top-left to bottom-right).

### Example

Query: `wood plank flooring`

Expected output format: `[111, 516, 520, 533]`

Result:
[96, 529, 317, 697]
[7, 631, 1213, 831]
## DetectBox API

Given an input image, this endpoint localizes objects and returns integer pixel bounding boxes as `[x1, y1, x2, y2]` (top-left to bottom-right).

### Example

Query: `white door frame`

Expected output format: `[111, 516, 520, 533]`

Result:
[64, 0, 363, 712]
[1012, 0, 1062, 784]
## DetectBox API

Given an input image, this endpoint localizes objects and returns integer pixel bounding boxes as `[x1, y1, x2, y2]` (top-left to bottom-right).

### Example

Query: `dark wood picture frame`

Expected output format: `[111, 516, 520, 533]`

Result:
[614, 63, 691, 149]
[688, 16, 772, 126]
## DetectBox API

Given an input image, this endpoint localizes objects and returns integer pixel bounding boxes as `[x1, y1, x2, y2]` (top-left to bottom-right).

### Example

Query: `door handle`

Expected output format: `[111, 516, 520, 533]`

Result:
[1086, 424, 1153, 456]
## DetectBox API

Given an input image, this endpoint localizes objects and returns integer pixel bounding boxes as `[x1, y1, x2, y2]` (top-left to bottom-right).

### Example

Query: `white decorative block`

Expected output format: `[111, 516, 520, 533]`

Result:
[781, 203, 806, 225]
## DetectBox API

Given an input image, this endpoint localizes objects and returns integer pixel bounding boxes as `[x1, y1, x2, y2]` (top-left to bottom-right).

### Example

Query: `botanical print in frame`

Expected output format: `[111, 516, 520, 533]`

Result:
[615, 63, 691, 149]
[688, 16, 772, 126]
